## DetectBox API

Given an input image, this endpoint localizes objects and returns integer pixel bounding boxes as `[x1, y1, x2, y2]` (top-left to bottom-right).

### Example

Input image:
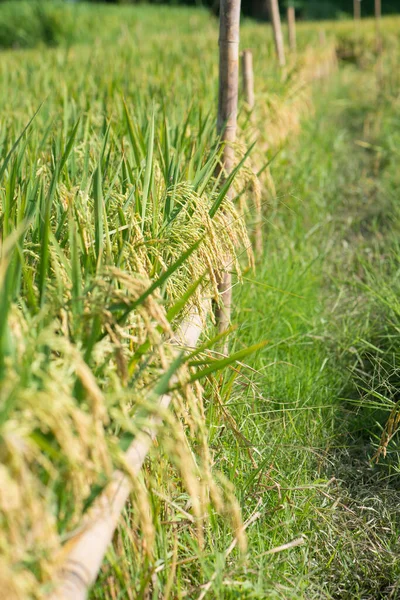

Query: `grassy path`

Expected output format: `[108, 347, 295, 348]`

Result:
[213, 64, 400, 599]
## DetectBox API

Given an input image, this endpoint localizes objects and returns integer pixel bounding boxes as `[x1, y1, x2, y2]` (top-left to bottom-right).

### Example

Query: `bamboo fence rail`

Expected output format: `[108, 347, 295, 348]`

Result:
[50, 307, 205, 599]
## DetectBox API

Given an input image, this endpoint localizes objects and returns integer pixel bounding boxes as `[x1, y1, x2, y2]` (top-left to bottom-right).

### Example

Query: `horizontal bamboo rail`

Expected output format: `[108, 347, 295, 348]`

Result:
[50, 308, 205, 600]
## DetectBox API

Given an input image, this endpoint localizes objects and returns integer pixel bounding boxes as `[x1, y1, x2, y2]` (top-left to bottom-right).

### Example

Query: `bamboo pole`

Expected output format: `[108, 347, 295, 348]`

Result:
[268, 0, 286, 67]
[49, 309, 204, 600]
[241, 49, 262, 257]
[287, 5, 296, 53]
[354, 0, 361, 21]
[375, 0, 383, 85]
[241, 49, 254, 109]
[216, 0, 241, 336]
[375, 0, 382, 52]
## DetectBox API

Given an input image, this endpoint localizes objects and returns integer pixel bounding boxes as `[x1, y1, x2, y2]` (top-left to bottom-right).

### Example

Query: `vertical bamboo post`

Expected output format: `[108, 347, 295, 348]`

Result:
[375, 0, 383, 86]
[375, 0, 382, 53]
[216, 0, 241, 336]
[268, 0, 286, 67]
[354, 0, 361, 21]
[318, 29, 328, 78]
[287, 5, 296, 53]
[241, 49, 262, 257]
[241, 49, 254, 109]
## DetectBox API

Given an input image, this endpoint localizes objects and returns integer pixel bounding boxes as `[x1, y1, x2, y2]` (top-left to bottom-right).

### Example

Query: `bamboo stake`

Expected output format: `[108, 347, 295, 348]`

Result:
[241, 49, 262, 257]
[317, 29, 328, 79]
[375, 0, 382, 53]
[49, 308, 204, 600]
[354, 0, 361, 21]
[287, 5, 296, 53]
[375, 0, 383, 86]
[241, 49, 254, 109]
[268, 0, 286, 67]
[216, 0, 241, 336]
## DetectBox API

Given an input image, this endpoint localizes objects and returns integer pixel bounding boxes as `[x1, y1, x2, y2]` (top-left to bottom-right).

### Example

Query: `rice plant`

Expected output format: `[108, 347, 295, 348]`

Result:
[2, 2, 399, 599]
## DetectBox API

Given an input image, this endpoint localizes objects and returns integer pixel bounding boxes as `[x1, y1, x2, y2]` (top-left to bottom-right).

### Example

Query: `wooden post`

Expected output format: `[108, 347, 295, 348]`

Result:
[241, 49, 262, 257]
[375, 0, 383, 85]
[375, 0, 382, 52]
[354, 0, 361, 20]
[268, 0, 286, 67]
[287, 5, 296, 53]
[242, 49, 254, 109]
[216, 0, 241, 336]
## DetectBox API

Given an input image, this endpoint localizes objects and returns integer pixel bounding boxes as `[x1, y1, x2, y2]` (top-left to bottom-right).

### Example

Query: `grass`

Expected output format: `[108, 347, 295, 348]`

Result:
[1, 3, 400, 599]
[225, 67, 400, 598]
[228, 61, 400, 600]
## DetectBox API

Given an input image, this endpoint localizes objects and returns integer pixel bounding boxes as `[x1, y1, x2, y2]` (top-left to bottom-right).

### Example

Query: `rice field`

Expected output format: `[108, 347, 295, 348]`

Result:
[1, 2, 400, 599]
